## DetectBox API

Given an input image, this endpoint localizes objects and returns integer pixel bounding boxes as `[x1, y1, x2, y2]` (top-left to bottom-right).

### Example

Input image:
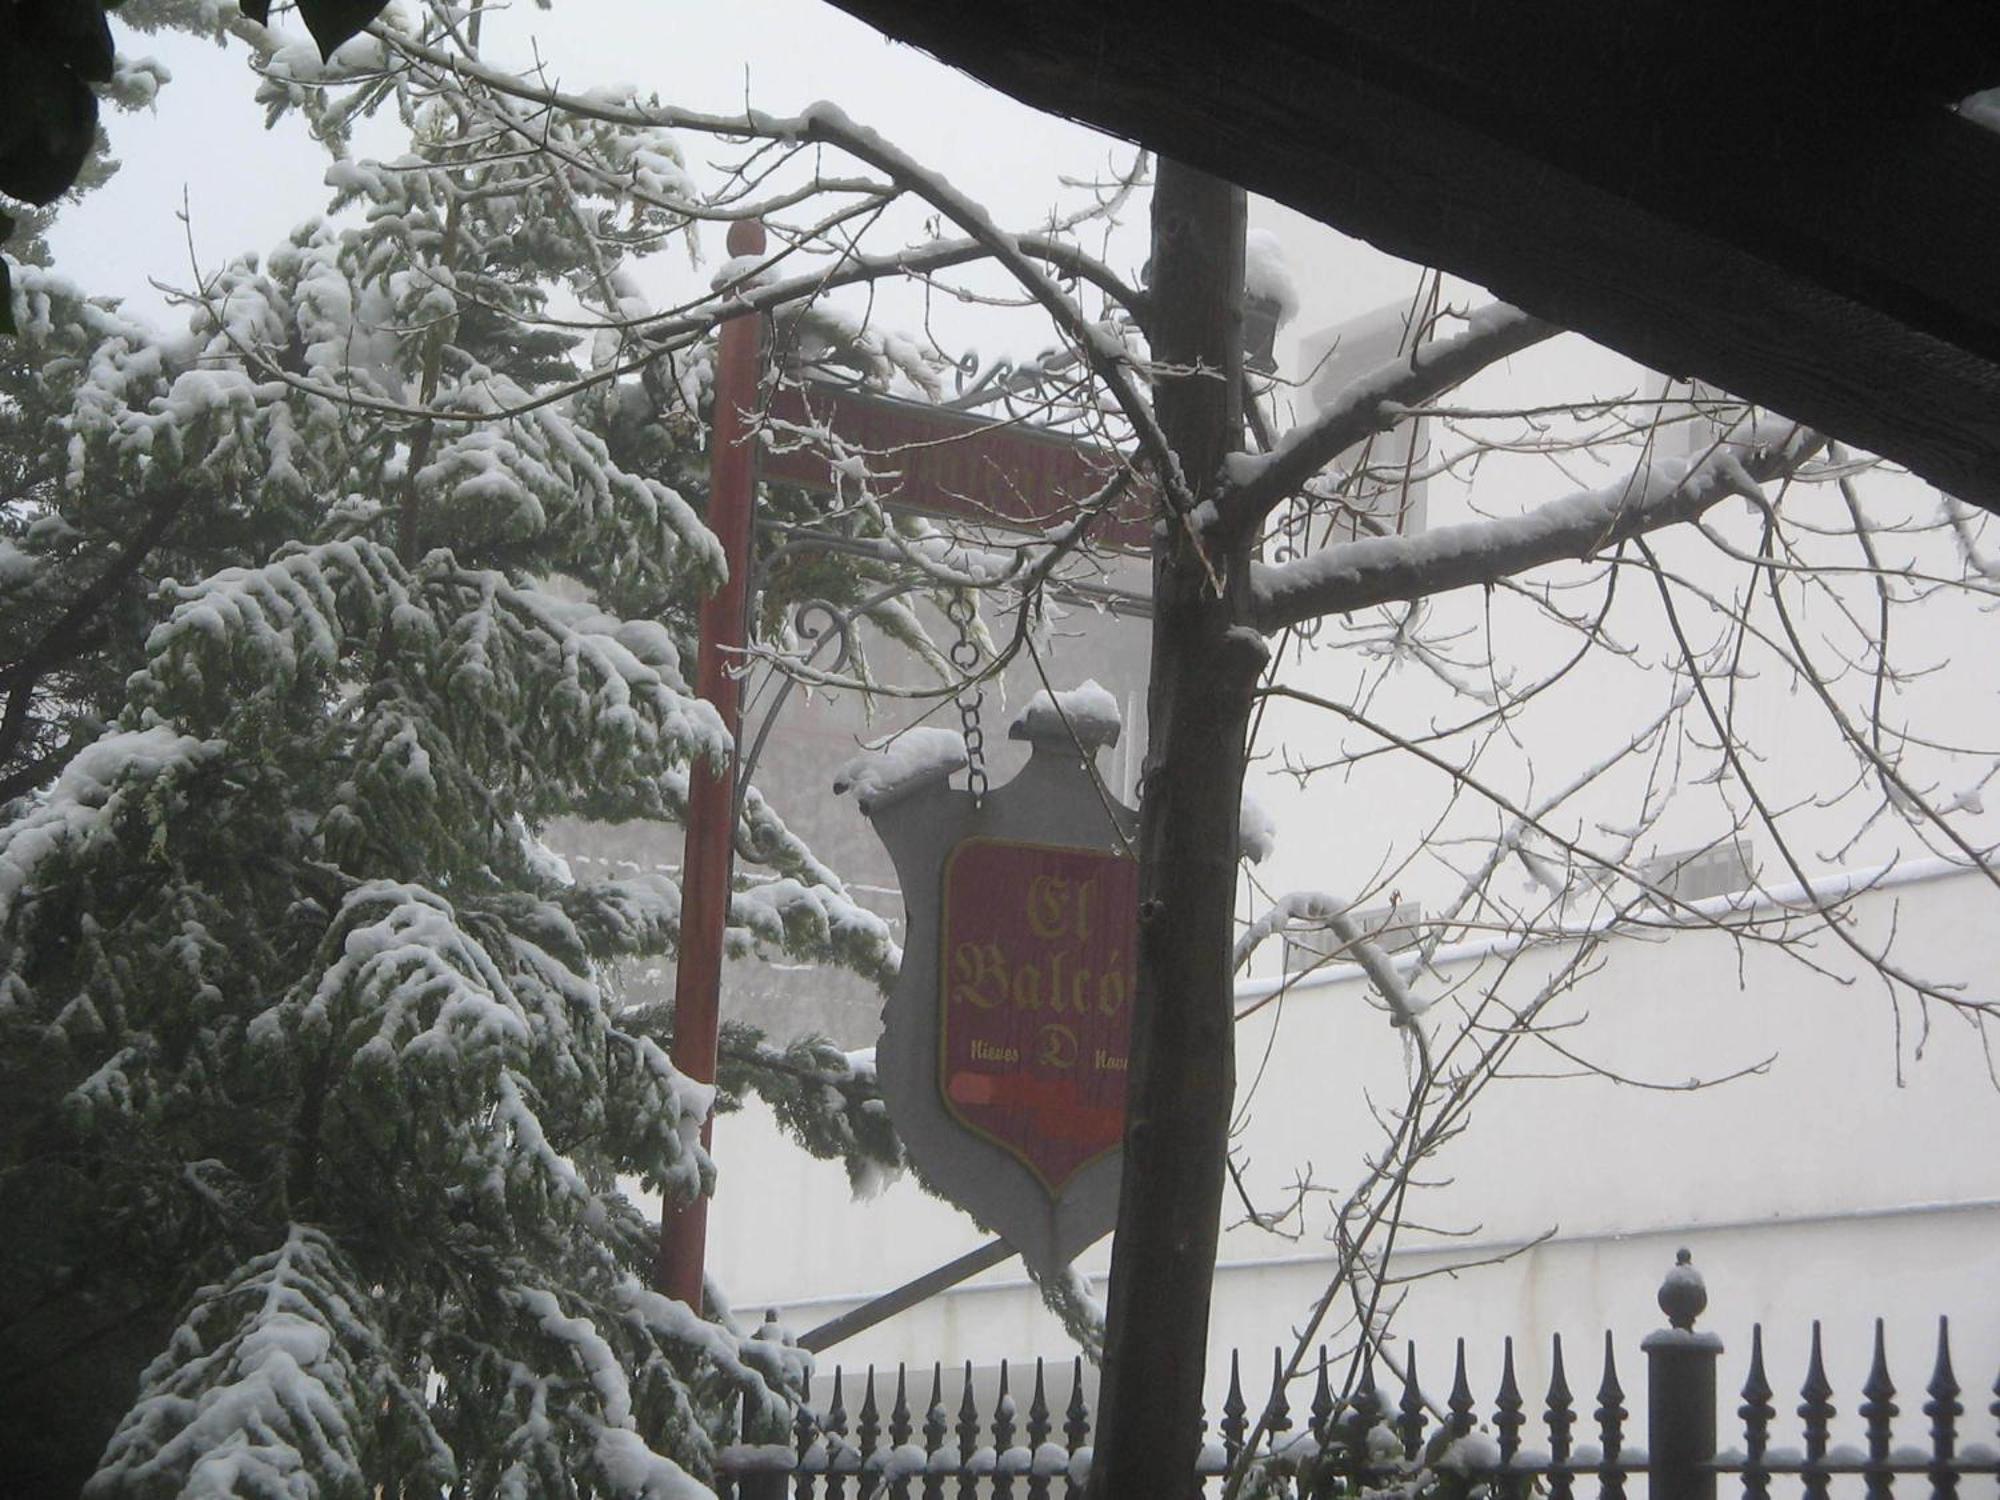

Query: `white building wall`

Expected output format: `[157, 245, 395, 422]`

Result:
[707, 864, 2000, 1433]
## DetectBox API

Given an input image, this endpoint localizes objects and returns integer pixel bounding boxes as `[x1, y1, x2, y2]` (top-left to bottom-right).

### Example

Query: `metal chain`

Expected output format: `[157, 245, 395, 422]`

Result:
[945, 593, 989, 804]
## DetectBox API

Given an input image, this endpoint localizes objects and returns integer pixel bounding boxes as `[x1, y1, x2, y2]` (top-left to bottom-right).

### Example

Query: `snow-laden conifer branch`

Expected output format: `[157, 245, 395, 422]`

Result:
[88, 1225, 455, 1496]
[1, 13, 982, 1485]
[191, 221, 1147, 431]
[727, 875, 900, 985]
[1250, 425, 1822, 632]
[0, 725, 220, 925]
[713, 1022, 908, 1197]
[0, 487, 192, 779]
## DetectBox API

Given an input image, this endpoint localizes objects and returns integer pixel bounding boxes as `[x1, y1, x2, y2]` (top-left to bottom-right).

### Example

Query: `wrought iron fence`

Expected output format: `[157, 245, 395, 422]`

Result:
[716, 1253, 2000, 1500]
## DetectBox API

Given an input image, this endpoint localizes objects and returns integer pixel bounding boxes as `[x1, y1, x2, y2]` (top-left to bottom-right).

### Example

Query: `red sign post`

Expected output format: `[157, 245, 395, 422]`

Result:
[939, 839, 1137, 1191]
[657, 218, 767, 1308]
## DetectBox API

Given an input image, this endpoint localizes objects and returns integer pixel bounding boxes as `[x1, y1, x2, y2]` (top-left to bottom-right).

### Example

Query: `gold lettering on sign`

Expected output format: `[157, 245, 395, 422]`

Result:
[1037, 1024, 1080, 1069]
[1027, 875, 1071, 939]
[1012, 963, 1042, 1012]
[949, 855, 1136, 1080]
[949, 942, 1009, 1009]
[1026, 873, 1098, 942]
[1097, 960, 1128, 1017]
[944, 944, 1136, 1016]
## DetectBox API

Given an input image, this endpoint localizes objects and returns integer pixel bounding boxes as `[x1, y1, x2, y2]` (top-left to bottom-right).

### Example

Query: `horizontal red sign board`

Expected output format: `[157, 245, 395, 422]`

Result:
[759, 383, 1154, 550]
[939, 838, 1137, 1193]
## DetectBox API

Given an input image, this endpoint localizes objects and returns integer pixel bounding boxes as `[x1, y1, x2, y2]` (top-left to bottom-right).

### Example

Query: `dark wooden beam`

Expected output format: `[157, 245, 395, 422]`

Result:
[822, 0, 2000, 510]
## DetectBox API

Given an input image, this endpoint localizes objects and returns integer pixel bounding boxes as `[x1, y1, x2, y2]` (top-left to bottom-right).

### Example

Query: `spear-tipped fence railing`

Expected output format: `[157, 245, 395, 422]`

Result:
[717, 1253, 2000, 1500]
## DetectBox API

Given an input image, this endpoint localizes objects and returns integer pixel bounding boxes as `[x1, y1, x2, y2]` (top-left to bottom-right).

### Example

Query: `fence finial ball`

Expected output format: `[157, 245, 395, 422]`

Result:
[1658, 1247, 1709, 1331]
[727, 219, 768, 257]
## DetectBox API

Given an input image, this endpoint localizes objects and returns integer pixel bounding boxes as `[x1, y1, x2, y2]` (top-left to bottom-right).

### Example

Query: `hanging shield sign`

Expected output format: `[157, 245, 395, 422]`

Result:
[939, 838, 1136, 1193]
[835, 684, 1137, 1276]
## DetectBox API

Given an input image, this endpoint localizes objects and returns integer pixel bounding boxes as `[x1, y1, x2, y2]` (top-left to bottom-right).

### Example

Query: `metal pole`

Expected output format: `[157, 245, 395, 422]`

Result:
[658, 217, 767, 1308]
[1644, 1249, 1722, 1500]
[797, 1238, 1019, 1353]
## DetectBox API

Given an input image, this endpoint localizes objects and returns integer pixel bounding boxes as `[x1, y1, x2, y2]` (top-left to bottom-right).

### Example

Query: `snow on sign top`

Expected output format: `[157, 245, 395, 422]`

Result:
[831, 727, 968, 813]
[1010, 679, 1123, 751]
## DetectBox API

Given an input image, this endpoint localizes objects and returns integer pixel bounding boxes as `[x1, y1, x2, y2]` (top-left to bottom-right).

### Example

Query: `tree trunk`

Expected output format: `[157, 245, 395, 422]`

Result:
[1089, 161, 1260, 1500]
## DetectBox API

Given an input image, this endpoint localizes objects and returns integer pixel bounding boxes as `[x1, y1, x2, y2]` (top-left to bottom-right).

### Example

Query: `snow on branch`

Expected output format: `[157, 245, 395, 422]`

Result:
[1218, 303, 1556, 531]
[1250, 426, 1822, 633]
[89, 1226, 451, 1496]
[715, 1026, 907, 1199]
[498, 1278, 798, 1495]
[1238, 786, 1277, 863]
[0, 726, 220, 925]
[1233, 891, 1431, 1028]
[512, 1284, 712, 1498]
[695, 230, 1146, 341]
[133, 547, 735, 821]
[727, 875, 901, 985]
[197, 224, 1148, 432]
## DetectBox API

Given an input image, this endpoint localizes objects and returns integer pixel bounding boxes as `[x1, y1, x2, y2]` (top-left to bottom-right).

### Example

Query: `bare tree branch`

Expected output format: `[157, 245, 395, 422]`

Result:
[1217, 303, 1556, 533]
[1250, 426, 1824, 632]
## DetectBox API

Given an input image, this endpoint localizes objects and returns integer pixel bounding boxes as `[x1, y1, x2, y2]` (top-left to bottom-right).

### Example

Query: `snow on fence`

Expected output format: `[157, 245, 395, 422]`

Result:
[716, 1254, 2000, 1500]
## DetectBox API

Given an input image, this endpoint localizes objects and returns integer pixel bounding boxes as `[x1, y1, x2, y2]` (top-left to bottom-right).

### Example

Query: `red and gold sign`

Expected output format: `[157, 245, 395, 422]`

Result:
[938, 838, 1138, 1192]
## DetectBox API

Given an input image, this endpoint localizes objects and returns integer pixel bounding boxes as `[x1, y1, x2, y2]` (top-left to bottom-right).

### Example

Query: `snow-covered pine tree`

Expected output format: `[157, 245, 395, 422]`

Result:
[0, 6, 915, 1491]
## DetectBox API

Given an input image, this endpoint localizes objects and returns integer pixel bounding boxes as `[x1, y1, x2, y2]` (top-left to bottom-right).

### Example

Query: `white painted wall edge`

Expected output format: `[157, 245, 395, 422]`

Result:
[754, 1195, 2000, 1316]
[1235, 853, 1978, 1004]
